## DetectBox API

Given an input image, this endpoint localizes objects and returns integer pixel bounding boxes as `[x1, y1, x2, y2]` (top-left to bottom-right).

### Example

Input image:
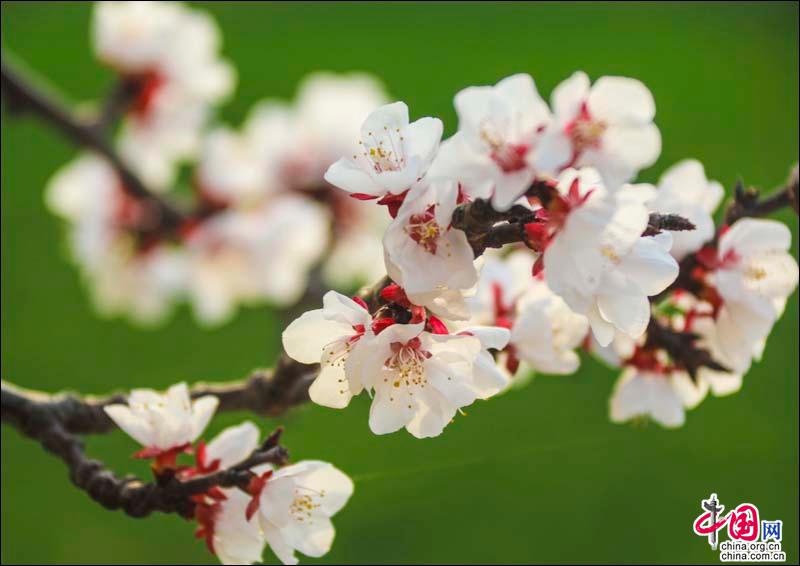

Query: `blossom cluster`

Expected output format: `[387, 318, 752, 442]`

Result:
[47, 1, 391, 326]
[27, 3, 798, 564]
[104, 382, 353, 565]
[287, 72, 798, 433]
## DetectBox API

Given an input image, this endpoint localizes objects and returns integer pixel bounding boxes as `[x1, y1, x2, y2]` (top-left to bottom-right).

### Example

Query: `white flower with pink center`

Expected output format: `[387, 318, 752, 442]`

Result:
[347, 322, 509, 438]
[324, 102, 443, 198]
[537, 71, 661, 189]
[542, 168, 678, 346]
[383, 179, 478, 319]
[705, 218, 799, 372]
[431, 74, 560, 211]
[282, 291, 375, 409]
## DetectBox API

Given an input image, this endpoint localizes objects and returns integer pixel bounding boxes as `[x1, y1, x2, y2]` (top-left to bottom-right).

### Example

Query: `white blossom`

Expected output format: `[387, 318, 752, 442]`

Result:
[538, 71, 661, 189]
[46, 154, 187, 325]
[282, 291, 373, 409]
[542, 168, 678, 346]
[435, 73, 558, 210]
[104, 382, 218, 450]
[93, 1, 235, 190]
[324, 102, 443, 198]
[353, 322, 510, 438]
[609, 367, 699, 428]
[257, 461, 354, 565]
[197, 126, 275, 207]
[183, 196, 330, 325]
[322, 201, 390, 289]
[512, 278, 589, 375]
[383, 179, 478, 318]
[192, 422, 266, 566]
[708, 218, 799, 371]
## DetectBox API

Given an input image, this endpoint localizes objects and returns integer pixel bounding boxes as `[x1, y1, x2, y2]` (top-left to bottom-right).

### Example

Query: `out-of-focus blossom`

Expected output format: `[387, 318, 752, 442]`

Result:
[512, 278, 590, 375]
[47, 154, 187, 325]
[183, 196, 330, 325]
[93, 1, 235, 190]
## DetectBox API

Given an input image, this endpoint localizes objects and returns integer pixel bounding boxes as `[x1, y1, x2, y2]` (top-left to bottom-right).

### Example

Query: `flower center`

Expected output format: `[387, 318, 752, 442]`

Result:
[356, 126, 406, 174]
[405, 209, 444, 254]
[600, 244, 621, 264]
[480, 125, 529, 173]
[321, 339, 354, 369]
[565, 103, 607, 155]
[385, 338, 431, 389]
[290, 487, 325, 523]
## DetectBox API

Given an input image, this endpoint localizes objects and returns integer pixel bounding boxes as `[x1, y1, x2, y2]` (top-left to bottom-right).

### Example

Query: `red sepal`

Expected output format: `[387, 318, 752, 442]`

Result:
[427, 315, 449, 335]
[244, 470, 273, 521]
[371, 317, 397, 335]
[377, 189, 409, 218]
[532, 255, 545, 277]
[351, 296, 369, 311]
[350, 193, 379, 201]
[380, 283, 411, 307]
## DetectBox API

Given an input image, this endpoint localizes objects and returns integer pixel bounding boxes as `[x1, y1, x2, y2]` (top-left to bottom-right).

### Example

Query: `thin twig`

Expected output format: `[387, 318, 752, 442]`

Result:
[1, 358, 317, 436]
[91, 76, 142, 135]
[0, 54, 185, 231]
[2, 386, 288, 518]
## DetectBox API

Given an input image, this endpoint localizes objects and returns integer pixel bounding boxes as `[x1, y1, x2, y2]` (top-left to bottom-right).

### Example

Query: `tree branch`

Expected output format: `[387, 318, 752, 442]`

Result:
[1, 357, 317, 436]
[723, 164, 799, 226]
[2, 373, 288, 518]
[90, 76, 142, 135]
[0, 53, 185, 232]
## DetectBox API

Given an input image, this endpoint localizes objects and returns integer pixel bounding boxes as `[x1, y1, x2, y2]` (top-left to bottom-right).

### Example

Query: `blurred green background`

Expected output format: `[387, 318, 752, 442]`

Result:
[2, 2, 798, 564]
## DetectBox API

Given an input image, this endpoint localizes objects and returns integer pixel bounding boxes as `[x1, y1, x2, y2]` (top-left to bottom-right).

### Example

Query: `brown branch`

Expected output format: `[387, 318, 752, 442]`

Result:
[1, 379, 288, 518]
[643, 213, 696, 236]
[723, 164, 799, 226]
[656, 166, 799, 300]
[90, 76, 142, 135]
[1, 356, 317, 436]
[644, 317, 729, 380]
[0, 53, 185, 232]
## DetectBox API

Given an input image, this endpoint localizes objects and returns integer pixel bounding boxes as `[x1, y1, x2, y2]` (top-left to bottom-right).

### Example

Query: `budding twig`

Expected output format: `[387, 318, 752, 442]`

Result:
[723, 164, 799, 226]
[1, 377, 288, 518]
[657, 167, 800, 300]
[643, 213, 696, 236]
[644, 317, 729, 379]
[1, 357, 317, 436]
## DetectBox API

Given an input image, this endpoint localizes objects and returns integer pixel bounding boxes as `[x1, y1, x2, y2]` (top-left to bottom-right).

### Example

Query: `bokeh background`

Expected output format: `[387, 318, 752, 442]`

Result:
[2, 2, 798, 564]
